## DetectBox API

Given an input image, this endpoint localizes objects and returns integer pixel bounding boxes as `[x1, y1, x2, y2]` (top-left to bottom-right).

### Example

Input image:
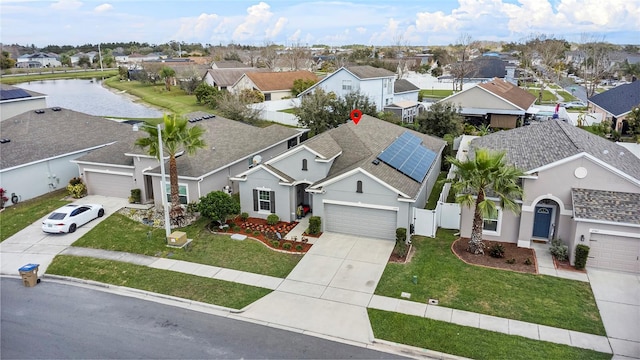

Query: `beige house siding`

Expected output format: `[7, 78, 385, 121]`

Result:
[442, 87, 519, 111]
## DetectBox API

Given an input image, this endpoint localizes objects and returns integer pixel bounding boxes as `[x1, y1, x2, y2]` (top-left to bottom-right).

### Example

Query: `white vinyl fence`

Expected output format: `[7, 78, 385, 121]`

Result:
[412, 175, 461, 237]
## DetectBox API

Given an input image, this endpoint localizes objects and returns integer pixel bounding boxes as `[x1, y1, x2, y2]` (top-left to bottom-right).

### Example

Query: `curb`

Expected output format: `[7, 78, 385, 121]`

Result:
[370, 339, 473, 360]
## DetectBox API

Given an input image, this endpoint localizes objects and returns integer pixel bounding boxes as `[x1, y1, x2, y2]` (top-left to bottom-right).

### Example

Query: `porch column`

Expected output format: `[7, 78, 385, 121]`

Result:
[517, 208, 535, 248]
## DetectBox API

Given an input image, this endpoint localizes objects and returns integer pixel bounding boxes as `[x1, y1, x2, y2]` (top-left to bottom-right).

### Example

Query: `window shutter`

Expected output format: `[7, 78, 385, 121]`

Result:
[253, 189, 258, 211]
[270, 191, 276, 213]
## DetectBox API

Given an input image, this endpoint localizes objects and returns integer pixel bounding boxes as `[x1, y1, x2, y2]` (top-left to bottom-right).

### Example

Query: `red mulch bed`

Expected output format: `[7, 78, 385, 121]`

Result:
[218, 217, 312, 253]
[553, 257, 586, 273]
[452, 238, 537, 274]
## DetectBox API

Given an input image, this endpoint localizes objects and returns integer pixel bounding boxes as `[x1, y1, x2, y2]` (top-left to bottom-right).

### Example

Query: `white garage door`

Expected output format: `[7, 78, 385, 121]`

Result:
[85, 171, 134, 199]
[324, 204, 397, 241]
[589, 233, 640, 273]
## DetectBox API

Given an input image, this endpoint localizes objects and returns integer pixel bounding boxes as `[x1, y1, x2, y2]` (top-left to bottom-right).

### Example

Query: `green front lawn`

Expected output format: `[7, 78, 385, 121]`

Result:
[375, 230, 606, 335]
[369, 309, 611, 360]
[419, 89, 454, 99]
[425, 172, 447, 210]
[47, 255, 270, 309]
[73, 214, 302, 278]
[527, 89, 557, 103]
[0, 189, 70, 242]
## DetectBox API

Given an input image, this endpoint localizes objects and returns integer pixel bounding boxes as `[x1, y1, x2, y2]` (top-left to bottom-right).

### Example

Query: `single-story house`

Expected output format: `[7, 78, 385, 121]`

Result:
[74, 112, 307, 208]
[231, 115, 447, 241]
[588, 80, 640, 132]
[0, 108, 137, 205]
[202, 68, 266, 91]
[439, 78, 537, 129]
[0, 84, 47, 121]
[458, 120, 640, 273]
[230, 70, 319, 101]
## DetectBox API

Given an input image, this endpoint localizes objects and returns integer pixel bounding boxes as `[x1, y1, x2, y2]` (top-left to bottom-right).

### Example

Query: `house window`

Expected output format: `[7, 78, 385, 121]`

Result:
[356, 180, 363, 193]
[342, 80, 352, 91]
[258, 190, 271, 211]
[166, 183, 188, 205]
[302, 159, 308, 171]
[287, 137, 298, 149]
[482, 209, 502, 235]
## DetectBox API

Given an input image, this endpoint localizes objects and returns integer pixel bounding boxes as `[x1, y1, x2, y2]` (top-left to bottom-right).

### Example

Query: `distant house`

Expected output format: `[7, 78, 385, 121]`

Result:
[15, 53, 61, 68]
[588, 81, 640, 132]
[439, 78, 537, 128]
[230, 70, 319, 101]
[298, 65, 397, 110]
[112, 52, 129, 64]
[70, 52, 98, 66]
[211, 60, 248, 69]
[0, 84, 47, 121]
[203, 68, 265, 91]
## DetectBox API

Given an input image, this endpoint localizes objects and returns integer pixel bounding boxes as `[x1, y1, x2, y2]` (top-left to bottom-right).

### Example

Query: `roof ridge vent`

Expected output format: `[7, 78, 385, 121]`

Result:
[34, 109, 45, 114]
[52, 107, 62, 111]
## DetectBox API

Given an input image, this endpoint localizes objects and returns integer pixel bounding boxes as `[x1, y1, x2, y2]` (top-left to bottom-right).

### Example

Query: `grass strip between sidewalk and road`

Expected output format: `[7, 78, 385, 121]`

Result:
[73, 214, 302, 278]
[47, 255, 271, 309]
[0, 189, 70, 242]
[368, 309, 611, 360]
[375, 230, 606, 335]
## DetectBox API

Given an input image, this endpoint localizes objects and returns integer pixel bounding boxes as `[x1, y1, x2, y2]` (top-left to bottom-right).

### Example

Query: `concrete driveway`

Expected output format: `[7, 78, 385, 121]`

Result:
[237, 233, 395, 344]
[0, 195, 128, 276]
[588, 268, 640, 359]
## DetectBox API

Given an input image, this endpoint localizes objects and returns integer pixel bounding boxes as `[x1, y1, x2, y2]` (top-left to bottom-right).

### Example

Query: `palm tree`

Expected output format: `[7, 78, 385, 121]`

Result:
[446, 148, 524, 254]
[159, 66, 176, 91]
[135, 114, 206, 218]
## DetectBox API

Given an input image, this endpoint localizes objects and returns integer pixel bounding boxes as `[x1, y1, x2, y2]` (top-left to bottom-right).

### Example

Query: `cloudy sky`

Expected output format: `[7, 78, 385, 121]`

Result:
[2, 0, 639, 47]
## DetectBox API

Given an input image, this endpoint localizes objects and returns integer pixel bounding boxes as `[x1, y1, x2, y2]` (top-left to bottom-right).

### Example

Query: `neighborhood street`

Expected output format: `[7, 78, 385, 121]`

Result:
[0, 278, 407, 359]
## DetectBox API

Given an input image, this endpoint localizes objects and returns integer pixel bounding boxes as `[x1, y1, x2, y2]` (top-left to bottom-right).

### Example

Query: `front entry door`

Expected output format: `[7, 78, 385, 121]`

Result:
[532, 206, 552, 238]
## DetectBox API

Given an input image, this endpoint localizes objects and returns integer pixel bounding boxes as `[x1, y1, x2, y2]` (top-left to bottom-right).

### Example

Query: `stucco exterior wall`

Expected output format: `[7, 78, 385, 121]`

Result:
[1, 97, 48, 121]
[268, 147, 332, 183]
[571, 222, 640, 265]
[237, 167, 292, 221]
[459, 204, 521, 243]
[443, 87, 517, 110]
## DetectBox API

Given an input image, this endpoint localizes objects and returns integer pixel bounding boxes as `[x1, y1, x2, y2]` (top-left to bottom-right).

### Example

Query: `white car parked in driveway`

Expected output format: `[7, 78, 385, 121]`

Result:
[42, 204, 105, 233]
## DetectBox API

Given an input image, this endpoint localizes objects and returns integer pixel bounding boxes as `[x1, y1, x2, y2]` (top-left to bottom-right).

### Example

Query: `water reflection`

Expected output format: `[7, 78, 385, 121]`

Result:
[16, 78, 164, 118]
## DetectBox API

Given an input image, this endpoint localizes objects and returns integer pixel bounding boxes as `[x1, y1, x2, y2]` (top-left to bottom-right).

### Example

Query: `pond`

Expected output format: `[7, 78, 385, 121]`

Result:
[16, 78, 164, 118]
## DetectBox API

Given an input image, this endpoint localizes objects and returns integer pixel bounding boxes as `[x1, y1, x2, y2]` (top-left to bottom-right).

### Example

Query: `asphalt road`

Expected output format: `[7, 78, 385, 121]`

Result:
[1, 277, 406, 359]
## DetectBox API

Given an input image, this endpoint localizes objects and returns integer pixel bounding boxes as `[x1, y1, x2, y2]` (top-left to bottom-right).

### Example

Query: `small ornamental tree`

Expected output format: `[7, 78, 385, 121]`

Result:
[197, 191, 240, 225]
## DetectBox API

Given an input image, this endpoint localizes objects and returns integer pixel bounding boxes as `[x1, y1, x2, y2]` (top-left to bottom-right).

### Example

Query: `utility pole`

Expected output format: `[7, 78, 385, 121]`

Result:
[98, 43, 104, 71]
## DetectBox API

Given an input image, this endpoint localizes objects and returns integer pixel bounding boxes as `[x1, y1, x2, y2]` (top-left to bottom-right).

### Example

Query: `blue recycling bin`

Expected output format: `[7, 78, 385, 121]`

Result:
[18, 263, 39, 287]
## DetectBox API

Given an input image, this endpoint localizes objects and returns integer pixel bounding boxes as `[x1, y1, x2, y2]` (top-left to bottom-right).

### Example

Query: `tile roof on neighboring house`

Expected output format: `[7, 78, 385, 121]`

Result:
[394, 79, 420, 93]
[244, 70, 318, 91]
[478, 78, 537, 111]
[303, 115, 446, 199]
[572, 188, 640, 225]
[0, 108, 138, 170]
[204, 68, 265, 88]
[130, 112, 303, 178]
[346, 65, 396, 79]
[588, 81, 640, 117]
[469, 120, 640, 180]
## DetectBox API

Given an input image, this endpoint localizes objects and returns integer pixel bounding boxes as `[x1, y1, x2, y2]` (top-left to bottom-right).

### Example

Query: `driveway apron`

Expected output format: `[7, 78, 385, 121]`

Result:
[588, 268, 640, 359]
[0, 196, 128, 275]
[237, 232, 395, 344]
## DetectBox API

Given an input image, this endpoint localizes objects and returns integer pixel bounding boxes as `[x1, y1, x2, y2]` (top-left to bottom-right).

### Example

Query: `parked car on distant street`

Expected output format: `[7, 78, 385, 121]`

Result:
[42, 204, 104, 233]
[561, 101, 586, 109]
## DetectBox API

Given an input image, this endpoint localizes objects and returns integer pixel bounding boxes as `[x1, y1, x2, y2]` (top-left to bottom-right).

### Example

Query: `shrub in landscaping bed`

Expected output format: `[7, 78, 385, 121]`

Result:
[550, 238, 569, 261]
[308, 216, 321, 235]
[489, 243, 505, 258]
[575, 245, 590, 270]
[266, 214, 279, 225]
[396, 227, 407, 243]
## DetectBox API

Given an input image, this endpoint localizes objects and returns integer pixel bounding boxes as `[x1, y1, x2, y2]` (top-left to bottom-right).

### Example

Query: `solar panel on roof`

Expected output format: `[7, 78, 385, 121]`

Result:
[0, 88, 31, 101]
[377, 131, 437, 183]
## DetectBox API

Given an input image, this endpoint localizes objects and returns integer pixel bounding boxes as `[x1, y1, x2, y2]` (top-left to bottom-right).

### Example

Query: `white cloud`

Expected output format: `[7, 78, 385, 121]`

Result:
[173, 13, 220, 40]
[50, 0, 82, 11]
[287, 29, 301, 42]
[356, 27, 367, 35]
[233, 2, 274, 40]
[369, 18, 401, 45]
[266, 17, 288, 38]
[94, 3, 112, 13]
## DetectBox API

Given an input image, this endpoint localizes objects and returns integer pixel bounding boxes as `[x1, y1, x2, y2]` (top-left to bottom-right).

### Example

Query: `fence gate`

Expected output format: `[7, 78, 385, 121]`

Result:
[413, 208, 437, 237]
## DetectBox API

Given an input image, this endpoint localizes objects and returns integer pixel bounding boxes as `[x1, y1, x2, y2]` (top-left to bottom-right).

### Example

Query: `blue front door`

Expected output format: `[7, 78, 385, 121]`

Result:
[532, 206, 552, 238]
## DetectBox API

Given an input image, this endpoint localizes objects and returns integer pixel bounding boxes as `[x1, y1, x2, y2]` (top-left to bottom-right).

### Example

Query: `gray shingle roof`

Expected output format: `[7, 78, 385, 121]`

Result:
[588, 81, 640, 117]
[204, 68, 265, 87]
[0, 108, 138, 170]
[135, 112, 303, 178]
[394, 79, 420, 93]
[304, 115, 446, 199]
[572, 188, 640, 225]
[346, 65, 396, 79]
[469, 120, 640, 180]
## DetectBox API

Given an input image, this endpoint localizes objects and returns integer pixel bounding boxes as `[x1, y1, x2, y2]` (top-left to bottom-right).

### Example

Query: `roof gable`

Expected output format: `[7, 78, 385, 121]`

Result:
[589, 81, 640, 117]
[477, 78, 537, 110]
[394, 79, 419, 93]
[205, 68, 264, 87]
[470, 120, 640, 181]
[345, 65, 395, 79]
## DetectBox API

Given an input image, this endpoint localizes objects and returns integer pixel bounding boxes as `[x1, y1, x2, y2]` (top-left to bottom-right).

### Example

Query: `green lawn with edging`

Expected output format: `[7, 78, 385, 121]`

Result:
[46, 255, 271, 309]
[419, 89, 454, 99]
[72, 213, 302, 278]
[0, 189, 70, 242]
[368, 309, 611, 360]
[0, 69, 118, 85]
[375, 230, 606, 335]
